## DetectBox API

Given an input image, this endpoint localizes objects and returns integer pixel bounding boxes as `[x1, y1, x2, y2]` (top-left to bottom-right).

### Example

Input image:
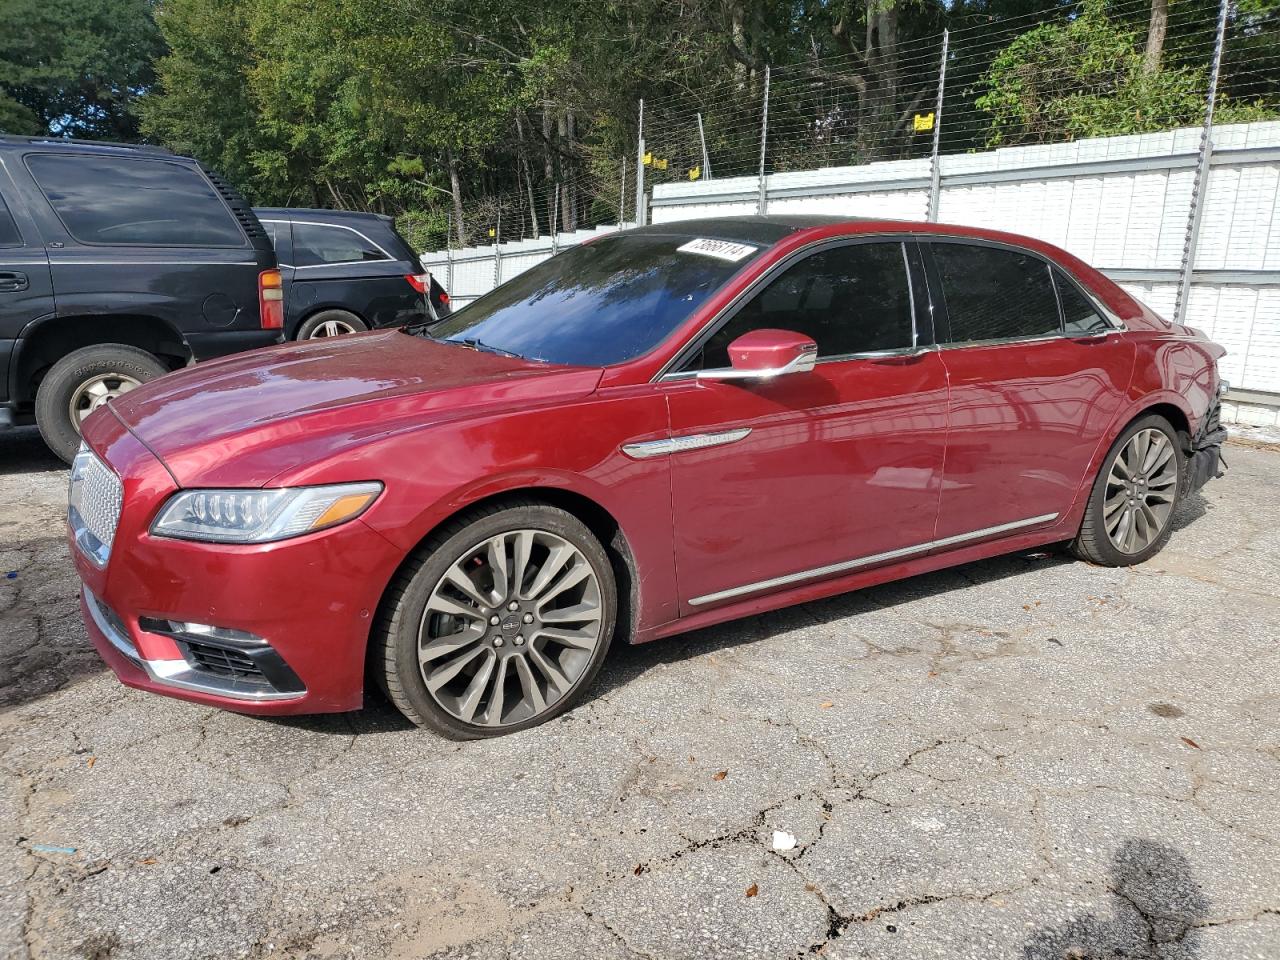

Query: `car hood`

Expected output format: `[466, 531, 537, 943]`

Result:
[106, 330, 604, 487]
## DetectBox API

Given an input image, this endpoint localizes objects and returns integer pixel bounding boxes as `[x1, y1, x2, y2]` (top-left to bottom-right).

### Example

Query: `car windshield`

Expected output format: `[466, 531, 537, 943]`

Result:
[424, 233, 764, 366]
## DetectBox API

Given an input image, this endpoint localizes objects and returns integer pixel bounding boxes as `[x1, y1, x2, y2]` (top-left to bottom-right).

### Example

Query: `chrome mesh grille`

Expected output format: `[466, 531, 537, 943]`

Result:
[69, 446, 123, 565]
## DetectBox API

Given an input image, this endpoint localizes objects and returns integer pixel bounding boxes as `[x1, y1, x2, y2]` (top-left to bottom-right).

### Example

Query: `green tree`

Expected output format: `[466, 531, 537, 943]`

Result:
[0, 0, 163, 138]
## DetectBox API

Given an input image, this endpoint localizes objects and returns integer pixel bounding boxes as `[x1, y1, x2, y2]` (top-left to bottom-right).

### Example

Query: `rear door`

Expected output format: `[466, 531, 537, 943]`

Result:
[927, 240, 1134, 542]
[661, 239, 950, 611]
[289, 221, 420, 329]
[0, 167, 54, 405]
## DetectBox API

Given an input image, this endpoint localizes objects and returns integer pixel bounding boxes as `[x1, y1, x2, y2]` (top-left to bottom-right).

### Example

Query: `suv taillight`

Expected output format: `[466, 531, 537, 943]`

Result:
[259, 270, 284, 329]
[405, 273, 431, 294]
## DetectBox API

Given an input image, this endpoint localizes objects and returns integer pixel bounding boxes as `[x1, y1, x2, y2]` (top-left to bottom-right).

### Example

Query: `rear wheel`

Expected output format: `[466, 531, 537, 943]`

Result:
[375, 501, 616, 738]
[296, 310, 368, 340]
[35, 344, 167, 463]
[1072, 414, 1184, 566]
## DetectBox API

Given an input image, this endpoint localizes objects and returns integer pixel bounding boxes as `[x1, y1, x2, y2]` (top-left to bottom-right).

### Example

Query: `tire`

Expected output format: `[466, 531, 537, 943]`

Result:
[375, 500, 617, 739]
[1071, 413, 1186, 566]
[35, 344, 168, 463]
[295, 310, 368, 340]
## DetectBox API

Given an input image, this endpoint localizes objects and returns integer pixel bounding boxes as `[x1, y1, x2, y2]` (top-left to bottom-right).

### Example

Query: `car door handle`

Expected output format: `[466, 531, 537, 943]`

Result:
[0, 271, 28, 292]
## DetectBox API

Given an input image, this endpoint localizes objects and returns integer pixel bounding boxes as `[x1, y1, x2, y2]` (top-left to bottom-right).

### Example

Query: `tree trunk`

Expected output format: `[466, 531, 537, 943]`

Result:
[542, 106, 556, 236]
[515, 112, 541, 238]
[1144, 0, 1168, 73]
[446, 147, 467, 247]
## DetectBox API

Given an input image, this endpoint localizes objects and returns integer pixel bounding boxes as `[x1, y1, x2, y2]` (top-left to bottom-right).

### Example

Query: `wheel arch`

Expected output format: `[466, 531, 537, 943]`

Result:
[12, 313, 190, 403]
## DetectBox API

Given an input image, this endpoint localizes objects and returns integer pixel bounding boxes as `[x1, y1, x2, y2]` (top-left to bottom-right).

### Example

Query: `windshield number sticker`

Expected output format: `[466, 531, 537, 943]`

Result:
[677, 238, 758, 262]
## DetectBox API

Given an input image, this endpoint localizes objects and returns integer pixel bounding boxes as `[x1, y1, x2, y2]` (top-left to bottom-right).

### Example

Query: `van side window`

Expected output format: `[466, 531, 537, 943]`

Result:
[699, 241, 914, 369]
[26, 154, 245, 247]
[0, 194, 20, 246]
[932, 243, 1060, 343]
[292, 223, 389, 267]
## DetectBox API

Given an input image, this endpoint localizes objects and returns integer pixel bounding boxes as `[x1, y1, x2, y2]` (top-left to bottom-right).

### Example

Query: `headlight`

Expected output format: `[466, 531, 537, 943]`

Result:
[151, 482, 383, 543]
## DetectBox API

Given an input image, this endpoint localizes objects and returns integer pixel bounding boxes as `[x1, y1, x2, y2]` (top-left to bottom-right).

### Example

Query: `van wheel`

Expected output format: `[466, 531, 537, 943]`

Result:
[297, 310, 368, 340]
[1071, 414, 1185, 566]
[35, 344, 168, 463]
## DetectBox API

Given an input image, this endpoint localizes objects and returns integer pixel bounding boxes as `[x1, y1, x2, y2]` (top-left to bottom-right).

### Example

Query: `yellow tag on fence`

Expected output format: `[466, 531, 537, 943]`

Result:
[688, 165, 701, 181]
[643, 151, 653, 166]
[913, 112, 935, 132]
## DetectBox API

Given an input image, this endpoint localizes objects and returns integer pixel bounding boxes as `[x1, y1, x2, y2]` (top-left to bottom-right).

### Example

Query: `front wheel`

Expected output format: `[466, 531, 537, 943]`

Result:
[374, 501, 617, 738]
[1071, 414, 1185, 566]
[35, 344, 168, 463]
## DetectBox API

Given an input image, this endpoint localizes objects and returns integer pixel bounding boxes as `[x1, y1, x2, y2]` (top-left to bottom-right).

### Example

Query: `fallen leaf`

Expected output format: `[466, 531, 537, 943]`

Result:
[927, 671, 939, 678]
[712, 770, 728, 781]
[1022, 604, 1031, 611]
[688, 755, 696, 763]
[804, 883, 818, 892]
[633, 863, 646, 876]
[138, 857, 157, 865]
[86, 756, 96, 769]
[819, 701, 834, 709]
[745, 883, 759, 898]
[1181, 736, 1201, 750]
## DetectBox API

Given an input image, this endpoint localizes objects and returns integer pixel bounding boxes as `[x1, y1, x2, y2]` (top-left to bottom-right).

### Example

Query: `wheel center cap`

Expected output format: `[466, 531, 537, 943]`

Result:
[500, 614, 521, 632]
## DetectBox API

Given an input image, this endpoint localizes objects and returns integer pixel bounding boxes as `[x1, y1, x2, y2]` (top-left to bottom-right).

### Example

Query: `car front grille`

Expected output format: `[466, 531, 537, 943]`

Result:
[68, 446, 123, 566]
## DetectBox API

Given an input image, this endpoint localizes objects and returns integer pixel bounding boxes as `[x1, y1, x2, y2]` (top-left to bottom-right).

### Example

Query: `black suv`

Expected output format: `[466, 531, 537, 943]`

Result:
[0, 137, 281, 461]
[254, 208, 451, 340]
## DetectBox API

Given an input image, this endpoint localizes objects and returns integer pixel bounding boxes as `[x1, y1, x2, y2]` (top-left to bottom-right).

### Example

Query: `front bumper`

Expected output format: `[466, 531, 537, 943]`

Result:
[71, 410, 405, 716]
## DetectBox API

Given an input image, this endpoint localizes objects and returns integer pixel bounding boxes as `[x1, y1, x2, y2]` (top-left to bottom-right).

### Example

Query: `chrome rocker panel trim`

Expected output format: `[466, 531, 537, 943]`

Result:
[689, 512, 1061, 607]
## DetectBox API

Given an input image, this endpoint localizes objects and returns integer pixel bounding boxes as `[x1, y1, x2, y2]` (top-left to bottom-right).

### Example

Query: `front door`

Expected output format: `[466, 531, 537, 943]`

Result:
[926, 241, 1134, 542]
[660, 239, 949, 612]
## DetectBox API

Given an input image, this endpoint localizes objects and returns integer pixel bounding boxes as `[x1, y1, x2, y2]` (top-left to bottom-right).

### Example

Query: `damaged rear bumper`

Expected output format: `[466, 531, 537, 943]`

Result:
[1186, 398, 1228, 495]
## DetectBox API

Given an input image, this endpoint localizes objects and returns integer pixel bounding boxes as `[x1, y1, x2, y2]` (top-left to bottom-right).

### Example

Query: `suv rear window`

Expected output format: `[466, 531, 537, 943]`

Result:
[292, 222, 389, 266]
[0, 195, 20, 246]
[26, 154, 246, 247]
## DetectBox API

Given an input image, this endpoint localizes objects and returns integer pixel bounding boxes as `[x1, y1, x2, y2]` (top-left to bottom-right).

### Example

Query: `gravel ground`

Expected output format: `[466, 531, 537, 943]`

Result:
[1, 424, 1278, 960]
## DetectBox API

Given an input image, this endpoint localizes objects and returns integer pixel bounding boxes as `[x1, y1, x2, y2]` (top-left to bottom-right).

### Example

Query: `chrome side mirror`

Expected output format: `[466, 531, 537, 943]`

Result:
[696, 328, 818, 381]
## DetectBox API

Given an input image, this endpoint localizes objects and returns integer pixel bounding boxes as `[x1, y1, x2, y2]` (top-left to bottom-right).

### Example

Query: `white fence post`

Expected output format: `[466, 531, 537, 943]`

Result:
[927, 30, 950, 223]
[757, 67, 771, 215]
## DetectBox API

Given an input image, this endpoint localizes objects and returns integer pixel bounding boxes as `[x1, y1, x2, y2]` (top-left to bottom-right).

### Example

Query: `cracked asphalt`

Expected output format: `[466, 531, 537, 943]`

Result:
[2, 424, 1278, 960]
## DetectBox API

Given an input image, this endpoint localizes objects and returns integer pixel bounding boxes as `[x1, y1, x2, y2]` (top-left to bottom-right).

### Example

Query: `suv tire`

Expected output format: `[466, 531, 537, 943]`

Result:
[35, 344, 168, 462]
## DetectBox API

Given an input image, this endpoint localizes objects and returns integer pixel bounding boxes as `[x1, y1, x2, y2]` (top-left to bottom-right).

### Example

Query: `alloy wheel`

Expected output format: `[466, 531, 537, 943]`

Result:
[418, 529, 604, 728]
[1104, 428, 1179, 554]
[68, 373, 141, 427]
[308, 319, 358, 338]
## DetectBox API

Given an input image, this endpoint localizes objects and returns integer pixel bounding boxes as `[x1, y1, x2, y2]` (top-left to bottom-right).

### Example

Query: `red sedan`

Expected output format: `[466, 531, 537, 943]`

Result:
[68, 216, 1227, 738]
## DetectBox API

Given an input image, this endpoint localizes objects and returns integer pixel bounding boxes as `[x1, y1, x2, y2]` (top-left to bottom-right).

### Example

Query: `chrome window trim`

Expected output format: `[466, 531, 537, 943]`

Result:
[260, 218, 394, 264]
[82, 586, 305, 702]
[688, 512, 1060, 607]
[656, 234, 921, 383]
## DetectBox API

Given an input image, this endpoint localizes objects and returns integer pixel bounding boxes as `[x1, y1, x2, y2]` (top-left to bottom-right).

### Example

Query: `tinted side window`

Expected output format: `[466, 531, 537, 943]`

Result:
[701, 242, 914, 368]
[26, 154, 245, 246]
[0, 194, 20, 246]
[933, 243, 1060, 343]
[292, 223, 388, 266]
[1055, 269, 1110, 335]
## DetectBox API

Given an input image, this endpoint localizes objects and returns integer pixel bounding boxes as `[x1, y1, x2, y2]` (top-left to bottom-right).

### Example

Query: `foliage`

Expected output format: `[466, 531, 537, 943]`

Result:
[0, 0, 164, 139]
[976, 0, 1278, 146]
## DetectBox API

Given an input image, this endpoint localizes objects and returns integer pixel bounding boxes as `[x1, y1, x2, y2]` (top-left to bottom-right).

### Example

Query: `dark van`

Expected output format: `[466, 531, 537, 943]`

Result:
[255, 208, 451, 339]
[0, 136, 281, 461]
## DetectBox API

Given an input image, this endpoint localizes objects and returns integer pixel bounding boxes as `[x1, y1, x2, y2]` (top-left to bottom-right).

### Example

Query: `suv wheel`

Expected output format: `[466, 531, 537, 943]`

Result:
[297, 310, 368, 340]
[35, 344, 167, 462]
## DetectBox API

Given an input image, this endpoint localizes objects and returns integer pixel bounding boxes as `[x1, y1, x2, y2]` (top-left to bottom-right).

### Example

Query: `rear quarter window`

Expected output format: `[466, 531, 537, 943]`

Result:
[25, 154, 246, 247]
[291, 222, 390, 266]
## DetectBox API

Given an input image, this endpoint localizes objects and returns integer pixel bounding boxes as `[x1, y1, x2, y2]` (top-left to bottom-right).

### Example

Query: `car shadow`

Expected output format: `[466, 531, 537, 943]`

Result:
[0, 426, 64, 476]
[1023, 837, 1209, 959]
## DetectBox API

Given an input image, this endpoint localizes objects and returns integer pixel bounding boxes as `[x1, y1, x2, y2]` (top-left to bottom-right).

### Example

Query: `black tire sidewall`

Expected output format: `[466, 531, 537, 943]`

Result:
[385, 504, 617, 739]
[35, 344, 168, 462]
[1082, 414, 1185, 566]
[295, 310, 368, 340]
